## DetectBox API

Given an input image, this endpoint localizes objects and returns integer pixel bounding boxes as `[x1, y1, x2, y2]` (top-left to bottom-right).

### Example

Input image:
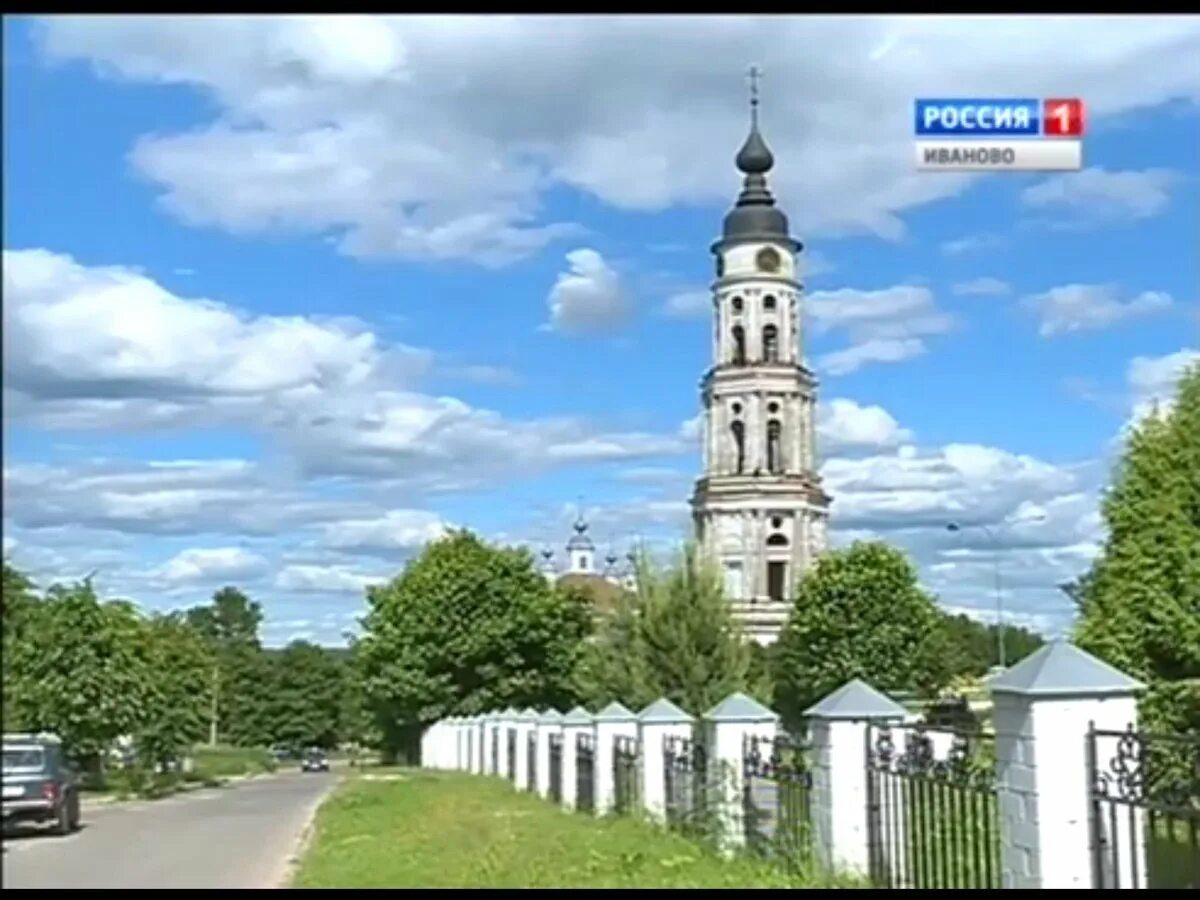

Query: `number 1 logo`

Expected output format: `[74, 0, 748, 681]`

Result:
[1043, 98, 1084, 137]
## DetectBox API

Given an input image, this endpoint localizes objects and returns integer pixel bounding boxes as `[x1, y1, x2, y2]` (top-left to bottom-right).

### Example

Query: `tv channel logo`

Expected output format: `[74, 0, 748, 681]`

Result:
[915, 98, 1085, 138]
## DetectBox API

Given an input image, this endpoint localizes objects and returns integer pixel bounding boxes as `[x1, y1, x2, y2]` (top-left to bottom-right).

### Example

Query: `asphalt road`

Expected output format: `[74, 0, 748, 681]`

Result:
[1, 770, 338, 889]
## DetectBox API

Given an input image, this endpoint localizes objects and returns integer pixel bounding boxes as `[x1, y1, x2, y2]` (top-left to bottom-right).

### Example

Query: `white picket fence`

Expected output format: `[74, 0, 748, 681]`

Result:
[418, 642, 1193, 889]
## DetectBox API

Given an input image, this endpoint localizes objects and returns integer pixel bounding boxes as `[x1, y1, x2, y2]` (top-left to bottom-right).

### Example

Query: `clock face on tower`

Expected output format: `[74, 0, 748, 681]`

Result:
[756, 246, 782, 273]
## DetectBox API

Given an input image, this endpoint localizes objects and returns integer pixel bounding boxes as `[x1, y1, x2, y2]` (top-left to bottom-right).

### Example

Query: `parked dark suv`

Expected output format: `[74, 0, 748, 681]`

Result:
[2, 733, 81, 835]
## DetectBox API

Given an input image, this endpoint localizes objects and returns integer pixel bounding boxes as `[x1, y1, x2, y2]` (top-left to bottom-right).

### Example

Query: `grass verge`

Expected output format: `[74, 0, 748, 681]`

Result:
[292, 770, 865, 888]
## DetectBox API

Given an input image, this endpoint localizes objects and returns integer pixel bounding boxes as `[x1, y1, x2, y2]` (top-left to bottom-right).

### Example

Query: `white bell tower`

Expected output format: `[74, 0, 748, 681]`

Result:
[689, 69, 832, 645]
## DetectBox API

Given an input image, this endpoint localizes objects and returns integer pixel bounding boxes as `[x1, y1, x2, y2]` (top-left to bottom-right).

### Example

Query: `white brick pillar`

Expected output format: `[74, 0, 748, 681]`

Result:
[637, 698, 695, 823]
[482, 715, 501, 777]
[990, 641, 1145, 889]
[805, 678, 907, 878]
[513, 709, 538, 791]
[470, 716, 485, 774]
[593, 701, 639, 816]
[495, 708, 518, 781]
[535, 710, 564, 798]
[703, 692, 780, 853]
[560, 706, 594, 811]
[420, 721, 435, 768]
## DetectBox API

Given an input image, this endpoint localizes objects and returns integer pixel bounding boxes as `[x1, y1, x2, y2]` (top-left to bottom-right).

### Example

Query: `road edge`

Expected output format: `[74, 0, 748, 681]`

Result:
[274, 775, 341, 889]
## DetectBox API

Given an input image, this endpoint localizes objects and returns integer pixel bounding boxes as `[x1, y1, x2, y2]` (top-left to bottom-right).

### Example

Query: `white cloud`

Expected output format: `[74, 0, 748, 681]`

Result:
[940, 233, 1006, 256]
[155, 547, 268, 584]
[952, 277, 1010, 296]
[441, 363, 522, 386]
[1020, 167, 1179, 226]
[1022, 284, 1173, 337]
[818, 398, 914, 454]
[3, 535, 17, 556]
[321, 509, 449, 555]
[34, 15, 1200, 263]
[661, 289, 710, 319]
[544, 248, 628, 334]
[1127, 347, 1199, 420]
[3, 249, 690, 487]
[806, 286, 955, 375]
[274, 564, 386, 594]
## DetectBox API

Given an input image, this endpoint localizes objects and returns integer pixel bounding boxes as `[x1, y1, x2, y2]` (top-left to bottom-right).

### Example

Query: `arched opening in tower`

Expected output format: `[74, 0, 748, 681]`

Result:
[731, 325, 746, 366]
[766, 419, 782, 474]
[763, 324, 779, 363]
[731, 420, 746, 473]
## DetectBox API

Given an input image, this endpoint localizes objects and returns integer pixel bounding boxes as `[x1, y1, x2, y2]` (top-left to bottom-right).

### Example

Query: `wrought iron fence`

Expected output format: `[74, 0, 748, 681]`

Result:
[527, 731, 537, 791]
[613, 735, 641, 815]
[866, 722, 1000, 889]
[744, 733, 814, 873]
[549, 734, 563, 803]
[576, 732, 596, 814]
[1089, 725, 1200, 889]
[664, 735, 708, 836]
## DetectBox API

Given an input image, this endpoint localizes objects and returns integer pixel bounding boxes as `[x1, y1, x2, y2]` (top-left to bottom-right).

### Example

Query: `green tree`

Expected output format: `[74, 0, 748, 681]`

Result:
[2, 562, 40, 730]
[773, 541, 951, 728]
[186, 586, 267, 745]
[264, 641, 344, 750]
[5, 581, 152, 768]
[136, 614, 215, 769]
[939, 611, 1044, 677]
[356, 529, 592, 762]
[575, 545, 768, 715]
[1074, 362, 1200, 740]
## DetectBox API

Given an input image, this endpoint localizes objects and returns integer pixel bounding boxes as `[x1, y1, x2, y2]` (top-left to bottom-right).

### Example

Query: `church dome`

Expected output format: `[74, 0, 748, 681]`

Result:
[565, 516, 594, 552]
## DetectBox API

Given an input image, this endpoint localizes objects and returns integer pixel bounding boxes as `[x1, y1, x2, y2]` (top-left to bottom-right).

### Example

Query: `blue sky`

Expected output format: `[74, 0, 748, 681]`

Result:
[3, 15, 1197, 646]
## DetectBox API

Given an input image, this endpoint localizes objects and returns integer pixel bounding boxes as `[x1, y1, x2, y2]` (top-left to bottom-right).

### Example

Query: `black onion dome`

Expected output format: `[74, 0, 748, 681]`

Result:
[721, 114, 792, 245]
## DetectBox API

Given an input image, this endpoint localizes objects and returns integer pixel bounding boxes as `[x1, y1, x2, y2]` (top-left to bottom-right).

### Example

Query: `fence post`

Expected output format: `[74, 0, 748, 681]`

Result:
[513, 709, 538, 791]
[485, 712, 502, 775]
[805, 678, 907, 879]
[989, 641, 1145, 889]
[419, 721, 434, 768]
[561, 706, 594, 812]
[703, 692, 779, 854]
[637, 698, 694, 823]
[498, 707, 519, 780]
[474, 715, 488, 774]
[594, 701, 639, 816]
[535, 709, 564, 798]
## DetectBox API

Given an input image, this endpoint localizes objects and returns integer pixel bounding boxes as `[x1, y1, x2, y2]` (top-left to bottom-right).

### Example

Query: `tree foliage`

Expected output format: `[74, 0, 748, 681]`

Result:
[1074, 362, 1200, 738]
[136, 613, 215, 768]
[265, 640, 344, 750]
[576, 544, 767, 715]
[939, 611, 1044, 677]
[4, 580, 153, 764]
[356, 529, 592, 761]
[773, 541, 951, 728]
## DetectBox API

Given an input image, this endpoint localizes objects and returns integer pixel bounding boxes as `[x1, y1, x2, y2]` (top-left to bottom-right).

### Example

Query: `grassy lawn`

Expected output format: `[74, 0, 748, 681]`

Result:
[293, 770, 865, 888]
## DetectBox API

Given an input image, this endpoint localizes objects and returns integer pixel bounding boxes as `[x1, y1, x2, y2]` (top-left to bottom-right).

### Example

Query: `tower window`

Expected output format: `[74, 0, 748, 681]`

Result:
[731, 296, 744, 313]
[731, 326, 746, 365]
[764, 295, 777, 311]
[767, 532, 789, 547]
[767, 561, 787, 603]
[767, 401, 779, 414]
[731, 421, 746, 474]
[732, 402, 742, 414]
[767, 419, 782, 474]
[763, 325, 779, 363]
[770, 515, 783, 529]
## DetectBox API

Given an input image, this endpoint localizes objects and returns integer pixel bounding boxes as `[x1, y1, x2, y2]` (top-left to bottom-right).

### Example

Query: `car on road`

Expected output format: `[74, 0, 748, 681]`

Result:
[2, 733, 81, 836]
[300, 750, 329, 773]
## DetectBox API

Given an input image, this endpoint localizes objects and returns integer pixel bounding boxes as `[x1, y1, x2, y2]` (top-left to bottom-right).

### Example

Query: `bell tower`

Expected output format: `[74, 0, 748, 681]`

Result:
[689, 68, 832, 645]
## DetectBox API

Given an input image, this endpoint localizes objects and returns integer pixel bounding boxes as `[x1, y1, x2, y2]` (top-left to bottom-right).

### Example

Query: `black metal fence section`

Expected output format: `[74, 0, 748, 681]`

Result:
[664, 735, 708, 835]
[866, 722, 1000, 889]
[576, 733, 595, 814]
[527, 731, 537, 791]
[506, 728, 517, 782]
[549, 734, 563, 803]
[1088, 725, 1200, 890]
[613, 735, 641, 815]
[743, 733, 815, 872]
